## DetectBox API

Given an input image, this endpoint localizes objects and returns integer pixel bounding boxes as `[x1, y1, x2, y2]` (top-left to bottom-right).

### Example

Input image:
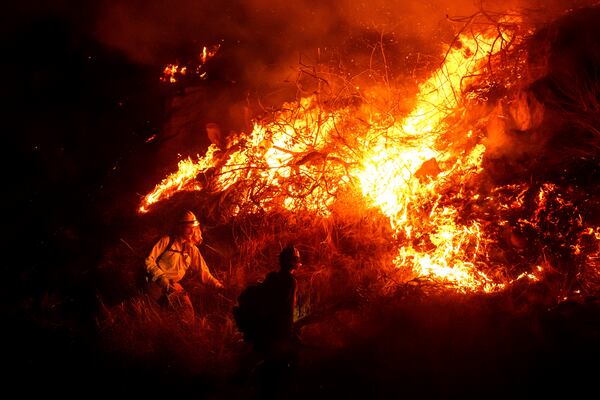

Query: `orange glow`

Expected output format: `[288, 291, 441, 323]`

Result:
[140, 21, 583, 293]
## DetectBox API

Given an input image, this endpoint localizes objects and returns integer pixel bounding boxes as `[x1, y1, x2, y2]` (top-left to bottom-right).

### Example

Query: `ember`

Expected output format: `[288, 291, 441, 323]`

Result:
[160, 44, 220, 83]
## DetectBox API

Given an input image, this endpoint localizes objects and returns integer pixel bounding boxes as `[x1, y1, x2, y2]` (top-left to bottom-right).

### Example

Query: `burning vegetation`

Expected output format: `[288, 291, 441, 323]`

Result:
[160, 44, 221, 83]
[95, 5, 600, 397]
[136, 11, 600, 298]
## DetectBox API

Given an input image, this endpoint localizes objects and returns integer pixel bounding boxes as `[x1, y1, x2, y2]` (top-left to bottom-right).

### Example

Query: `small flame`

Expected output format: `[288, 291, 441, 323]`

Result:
[139, 145, 220, 213]
[161, 64, 187, 83]
[201, 44, 220, 64]
[160, 44, 220, 84]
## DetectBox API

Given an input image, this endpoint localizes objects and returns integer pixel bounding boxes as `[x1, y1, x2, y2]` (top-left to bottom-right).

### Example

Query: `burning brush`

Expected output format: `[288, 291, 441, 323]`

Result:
[138, 12, 600, 300]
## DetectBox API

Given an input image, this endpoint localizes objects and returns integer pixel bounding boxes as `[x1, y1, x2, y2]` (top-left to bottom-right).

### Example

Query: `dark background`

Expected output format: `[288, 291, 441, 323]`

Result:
[4, 3, 170, 391]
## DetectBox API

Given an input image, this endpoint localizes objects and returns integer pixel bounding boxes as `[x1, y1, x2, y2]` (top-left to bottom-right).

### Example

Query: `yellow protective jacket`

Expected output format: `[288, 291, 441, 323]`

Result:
[145, 235, 220, 287]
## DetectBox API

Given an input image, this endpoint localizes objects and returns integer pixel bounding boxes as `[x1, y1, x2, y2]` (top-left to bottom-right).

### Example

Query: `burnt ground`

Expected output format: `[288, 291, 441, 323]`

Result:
[5, 4, 600, 399]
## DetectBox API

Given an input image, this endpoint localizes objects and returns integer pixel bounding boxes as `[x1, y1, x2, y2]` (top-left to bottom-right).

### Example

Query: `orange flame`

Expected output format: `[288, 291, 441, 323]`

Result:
[161, 64, 187, 83]
[201, 44, 220, 64]
[141, 22, 534, 292]
[160, 44, 220, 83]
[139, 145, 220, 213]
[350, 30, 514, 292]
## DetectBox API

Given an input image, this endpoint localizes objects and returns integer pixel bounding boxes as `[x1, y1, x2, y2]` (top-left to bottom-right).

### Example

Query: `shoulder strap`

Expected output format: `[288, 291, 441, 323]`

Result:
[156, 236, 174, 263]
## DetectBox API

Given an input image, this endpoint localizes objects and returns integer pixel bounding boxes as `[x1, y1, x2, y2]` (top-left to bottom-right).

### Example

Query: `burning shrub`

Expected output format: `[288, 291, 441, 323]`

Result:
[132, 8, 600, 300]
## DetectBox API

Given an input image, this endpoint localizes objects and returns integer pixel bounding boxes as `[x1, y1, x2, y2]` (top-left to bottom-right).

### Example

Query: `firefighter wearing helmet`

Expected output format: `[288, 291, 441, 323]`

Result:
[145, 210, 224, 322]
[233, 244, 303, 388]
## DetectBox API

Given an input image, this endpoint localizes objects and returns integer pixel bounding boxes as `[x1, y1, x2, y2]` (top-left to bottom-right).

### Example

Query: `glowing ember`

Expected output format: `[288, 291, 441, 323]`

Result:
[201, 44, 220, 64]
[160, 44, 220, 83]
[161, 64, 187, 83]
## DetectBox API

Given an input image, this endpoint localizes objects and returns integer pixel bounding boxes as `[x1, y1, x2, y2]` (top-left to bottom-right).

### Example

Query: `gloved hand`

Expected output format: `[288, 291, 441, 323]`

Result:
[157, 275, 173, 292]
[171, 282, 184, 293]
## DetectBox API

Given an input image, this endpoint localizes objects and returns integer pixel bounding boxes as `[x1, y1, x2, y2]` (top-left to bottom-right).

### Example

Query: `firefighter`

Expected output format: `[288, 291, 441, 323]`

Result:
[245, 245, 303, 398]
[145, 210, 223, 322]
[262, 245, 302, 352]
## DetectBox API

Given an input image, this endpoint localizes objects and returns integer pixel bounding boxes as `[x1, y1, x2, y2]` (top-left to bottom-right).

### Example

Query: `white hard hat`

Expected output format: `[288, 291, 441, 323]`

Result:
[179, 210, 200, 227]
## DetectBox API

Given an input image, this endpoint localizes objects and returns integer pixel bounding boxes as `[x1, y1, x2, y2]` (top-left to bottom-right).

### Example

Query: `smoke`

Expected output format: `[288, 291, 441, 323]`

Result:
[91, 0, 600, 170]
[91, 0, 599, 102]
[14, 0, 591, 91]
[92, 1, 551, 76]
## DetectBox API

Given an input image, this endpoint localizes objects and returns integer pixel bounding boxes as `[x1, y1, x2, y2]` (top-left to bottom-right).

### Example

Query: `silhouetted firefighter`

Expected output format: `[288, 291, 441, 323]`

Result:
[233, 245, 303, 396]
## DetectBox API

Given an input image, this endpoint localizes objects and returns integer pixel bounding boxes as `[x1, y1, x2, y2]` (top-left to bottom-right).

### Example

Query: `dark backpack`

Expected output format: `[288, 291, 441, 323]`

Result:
[232, 276, 276, 344]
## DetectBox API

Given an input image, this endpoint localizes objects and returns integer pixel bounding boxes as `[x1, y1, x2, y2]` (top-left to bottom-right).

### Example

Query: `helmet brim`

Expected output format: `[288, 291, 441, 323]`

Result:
[179, 220, 200, 227]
